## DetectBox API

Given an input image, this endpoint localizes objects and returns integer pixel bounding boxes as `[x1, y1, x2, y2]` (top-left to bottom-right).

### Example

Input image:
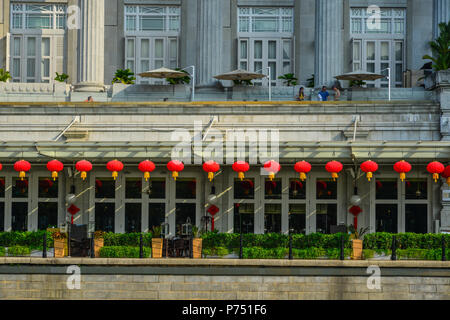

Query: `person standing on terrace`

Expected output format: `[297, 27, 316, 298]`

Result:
[318, 86, 329, 101]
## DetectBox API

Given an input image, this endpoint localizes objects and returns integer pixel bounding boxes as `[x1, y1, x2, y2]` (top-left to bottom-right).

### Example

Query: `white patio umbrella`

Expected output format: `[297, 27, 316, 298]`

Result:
[335, 70, 391, 101]
[214, 69, 272, 101]
[138, 67, 187, 79]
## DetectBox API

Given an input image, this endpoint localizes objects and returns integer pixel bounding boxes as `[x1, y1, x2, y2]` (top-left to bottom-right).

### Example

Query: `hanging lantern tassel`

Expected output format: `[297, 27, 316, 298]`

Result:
[208, 172, 214, 182]
[52, 171, 58, 181]
[299, 172, 306, 181]
[173, 171, 179, 181]
[238, 171, 245, 181]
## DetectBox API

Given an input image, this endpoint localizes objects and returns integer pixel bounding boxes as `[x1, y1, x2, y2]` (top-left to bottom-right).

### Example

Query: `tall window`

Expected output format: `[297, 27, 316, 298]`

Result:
[350, 8, 405, 88]
[238, 7, 294, 87]
[9, 3, 67, 83]
[124, 5, 180, 84]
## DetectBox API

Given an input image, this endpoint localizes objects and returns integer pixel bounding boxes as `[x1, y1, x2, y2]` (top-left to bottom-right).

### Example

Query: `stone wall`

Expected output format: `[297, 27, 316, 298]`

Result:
[0, 258, 449, 300]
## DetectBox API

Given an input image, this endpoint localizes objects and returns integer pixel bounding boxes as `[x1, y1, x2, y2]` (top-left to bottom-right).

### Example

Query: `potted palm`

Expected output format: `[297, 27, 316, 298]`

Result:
[51, 231, 67, 258]
[349, 225, 369, 260]
[423, 22, 450, 89]
[151, 226, 163, 258]
[192, 226, 203, 259]
[94, 231, 105, 258]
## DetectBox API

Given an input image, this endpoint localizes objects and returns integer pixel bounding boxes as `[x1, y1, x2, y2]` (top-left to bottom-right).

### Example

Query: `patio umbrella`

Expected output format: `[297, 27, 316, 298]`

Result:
[214, 69, 267, 81]
[334, 70, 385, 81]
[138, 67, 187, 79]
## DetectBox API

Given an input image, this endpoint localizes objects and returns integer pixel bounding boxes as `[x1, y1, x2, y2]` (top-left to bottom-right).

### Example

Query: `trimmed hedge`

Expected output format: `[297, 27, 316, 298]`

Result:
[103, 232, 152, 247]
[201, 232, 351, 250]
[363, 233, 450, 250]
[99, 246, 151, 258]
[7, 246, 31, 257]
[0, 247, 5, 257]
[0, 231, 53, 249]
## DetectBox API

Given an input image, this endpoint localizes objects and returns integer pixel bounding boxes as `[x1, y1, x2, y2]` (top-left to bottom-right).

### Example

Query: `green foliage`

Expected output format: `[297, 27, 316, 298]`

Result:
[364, 233, 450, 250]
[278, 73, 298, 86]
[306, 74, 315, 88]
[152, 226, 161, 238]
[242, 247, 287, 259]
[0, 69, 11, 82]
[112, 68, 136, 84]
[362, 249, 375, 259]
[0, 247, 5, 257]
[233, 79, 253, 86]
[0, 231, 54, 249]
[423, 22, 450, 71]
[99, 246, 151, 258]
[54, 72, 69, 82]
[103, 232, 152, 247]
[7, 246, 31, 257]
[202, 246, 230, 257]
[349, 80, 366, 87]
[348, 225, 370, 240]
[397, 248, 450, 261]
[166, 68, 191, 85]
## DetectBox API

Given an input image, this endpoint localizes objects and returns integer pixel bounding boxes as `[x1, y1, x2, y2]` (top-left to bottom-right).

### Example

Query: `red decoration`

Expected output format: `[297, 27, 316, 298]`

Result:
[360, 160, 378, 182]
[203, 161, 220, 182]
[427, 161, 445, 183]
[349, 205, 363, 230]
[14, 160, 31, 180]
[47, 160, 64, 181]
[294, 161, 312, 181]
[393, 160, 412, 182]
[442, 165, 450, 186]
[0, 163, 2, 171]
[138, 160, 156, 181]
[263, 160, 281, 181]
[76, 160, 93, 181]
[325, 161, 343, 181]
[106, 160, 124, 180]
[207, 205, 220, 231]
[167, 160, 184, 180]
[232, 161, 250, 181]
[67, 204, 80, 225]
[39, 179, 53, 192]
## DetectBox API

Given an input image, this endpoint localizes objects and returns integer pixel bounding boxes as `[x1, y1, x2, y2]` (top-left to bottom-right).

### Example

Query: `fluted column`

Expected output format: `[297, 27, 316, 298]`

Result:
[197, 0, 223, 86]
[314, 0, 343, 88]
[434, 0, 450, 38]
[75, 0, 105, 92]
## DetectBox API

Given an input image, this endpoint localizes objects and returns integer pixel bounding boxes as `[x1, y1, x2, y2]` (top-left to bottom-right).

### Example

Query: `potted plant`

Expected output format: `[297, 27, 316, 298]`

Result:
[151, 226, 163, 258]
[0, 69, 11, 82]
[192, 226, 203, 259]
[423, 22, 450, 89]
[348, 225, 370, 260]
[112, 68, 136, 85]
[51, 231, 67, 258]
[278, 73, 298, 86]
[94, 231, 105, 258]
[54, 72, 69, 83]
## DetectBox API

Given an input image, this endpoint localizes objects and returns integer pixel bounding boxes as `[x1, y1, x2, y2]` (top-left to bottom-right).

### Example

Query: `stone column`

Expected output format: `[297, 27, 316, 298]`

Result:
[433, 0, 450, 38]
[197, 0, 223, 86]
[75, 0, 105, 92]
[314, 0, 343, 88]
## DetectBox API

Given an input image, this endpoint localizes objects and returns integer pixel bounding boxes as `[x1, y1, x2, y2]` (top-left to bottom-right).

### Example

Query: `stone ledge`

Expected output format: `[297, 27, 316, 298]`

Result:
[0, 257, 448, 268]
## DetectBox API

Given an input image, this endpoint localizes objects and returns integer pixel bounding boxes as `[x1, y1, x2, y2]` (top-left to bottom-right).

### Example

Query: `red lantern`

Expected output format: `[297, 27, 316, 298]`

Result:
[138, 160, 156, 181]
[0, 163, 2, 171]
[106, 160, 124, 180]
[442, 165, 450, 186]
[207, 205, 219, 231]
[47, 160, 64, 181]
[14, 160, 31, 180]
[167, 160, 184, 180]
[203, 161, 220, 182]
[325, 161, 343, 181]
[349, 206, 363, 230]
[294, 161, 311, 181]
[232, 161, 250, 181]
[76, 160, 93, 181]
[360, 160, 379, 182]
[394, 160, 412, 182]
[427, 161, 445, 183]
[263, 160, 281, 181]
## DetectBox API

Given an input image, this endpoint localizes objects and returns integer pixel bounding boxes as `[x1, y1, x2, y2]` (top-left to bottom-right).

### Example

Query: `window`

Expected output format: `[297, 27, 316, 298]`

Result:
[148, 178, 166, 232]
[125, 5, 180, 84]
[9, 3, 67, 83]
[0, 178, 4, 232]
[238, 7, 294, 87]
[175, 178, 197, 236]
[38, 178, 59, 230]
[95, 178, 116, 232]
[350, 8, 405, 88]
[125, 178, 142, 233]
[234, 203, 254, 234]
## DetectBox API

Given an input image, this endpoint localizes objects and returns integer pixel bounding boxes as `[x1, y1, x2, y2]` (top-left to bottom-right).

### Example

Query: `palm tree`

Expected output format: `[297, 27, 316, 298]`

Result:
[423, 22, 450, 71]
[112, 69, 136, 84]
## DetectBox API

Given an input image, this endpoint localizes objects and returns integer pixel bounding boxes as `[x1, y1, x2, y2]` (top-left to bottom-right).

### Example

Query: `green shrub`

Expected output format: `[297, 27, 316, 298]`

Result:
[362, 249, 375, 259]
[202, 246, 229, 257]
[397, 248, 450, 260]
[292, 247, 326, 259]
[242, 247, 287, 259]
[99, 246, 151, 258]
[103, 232, 152, 247]
[364, 233, 450, 250]
[0, 247, 5, 257]
[0, 231, 53, 249]
[7, 246, 31, 257]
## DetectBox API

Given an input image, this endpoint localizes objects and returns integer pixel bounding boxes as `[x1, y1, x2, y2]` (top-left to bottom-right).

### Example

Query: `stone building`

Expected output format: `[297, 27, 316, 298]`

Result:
[0, 0, 448, 236]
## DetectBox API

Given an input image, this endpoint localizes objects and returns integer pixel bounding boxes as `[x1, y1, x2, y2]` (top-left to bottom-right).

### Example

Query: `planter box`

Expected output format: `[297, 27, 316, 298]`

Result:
[192, 238, 203, 259]
[54, 239, 65, 258]
[352, 239, 363, 260]
[152, 238, 163, 258]
[94, 238, 104, 258]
